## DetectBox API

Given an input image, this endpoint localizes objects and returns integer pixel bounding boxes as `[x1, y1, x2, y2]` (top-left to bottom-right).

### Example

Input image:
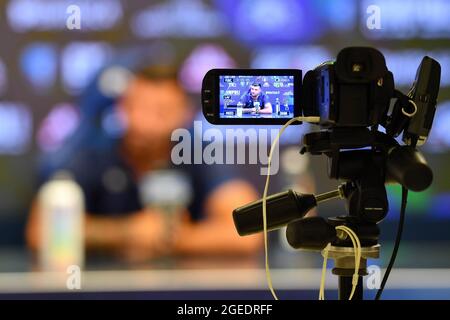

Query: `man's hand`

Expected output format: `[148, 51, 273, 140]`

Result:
[259, 103, 273, 114]
[120, 208, 181, 262]
[242, 107, 256, 114]
[172, 180, 262, 256]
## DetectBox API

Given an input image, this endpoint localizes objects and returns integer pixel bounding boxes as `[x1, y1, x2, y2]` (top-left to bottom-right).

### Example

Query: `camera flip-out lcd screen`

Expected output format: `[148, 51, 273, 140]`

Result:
[202, 69, 301, 125]
[219, 75, 295, 119]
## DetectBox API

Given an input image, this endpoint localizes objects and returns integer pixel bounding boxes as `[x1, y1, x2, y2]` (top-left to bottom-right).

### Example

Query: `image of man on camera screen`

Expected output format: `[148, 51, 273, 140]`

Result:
[240, 82, 273, 114]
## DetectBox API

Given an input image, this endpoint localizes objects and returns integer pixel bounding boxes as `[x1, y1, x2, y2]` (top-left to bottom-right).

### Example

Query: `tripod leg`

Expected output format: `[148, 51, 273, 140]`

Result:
[338, 275, 363, 300]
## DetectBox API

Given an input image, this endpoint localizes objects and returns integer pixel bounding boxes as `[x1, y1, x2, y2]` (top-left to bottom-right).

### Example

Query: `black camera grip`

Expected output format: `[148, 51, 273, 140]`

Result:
[386, 146, 433, 192]
[232, 190, 316, 236]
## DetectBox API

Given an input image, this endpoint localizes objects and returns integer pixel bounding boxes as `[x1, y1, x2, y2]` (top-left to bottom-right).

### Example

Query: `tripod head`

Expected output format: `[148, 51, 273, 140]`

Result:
[233, 127, 433, 242]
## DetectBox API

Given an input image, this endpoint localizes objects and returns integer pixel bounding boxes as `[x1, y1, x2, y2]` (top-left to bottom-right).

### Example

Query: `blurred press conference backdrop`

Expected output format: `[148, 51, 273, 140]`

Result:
[0, 0, 449, 268]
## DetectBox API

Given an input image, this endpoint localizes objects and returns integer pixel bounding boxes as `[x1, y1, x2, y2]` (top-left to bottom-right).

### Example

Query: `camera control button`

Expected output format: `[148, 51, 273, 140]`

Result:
[203, 89, 212, 100]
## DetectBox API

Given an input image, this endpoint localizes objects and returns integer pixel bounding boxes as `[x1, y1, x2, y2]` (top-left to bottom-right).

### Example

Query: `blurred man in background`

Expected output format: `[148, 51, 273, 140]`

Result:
[26, 65, 261, 263]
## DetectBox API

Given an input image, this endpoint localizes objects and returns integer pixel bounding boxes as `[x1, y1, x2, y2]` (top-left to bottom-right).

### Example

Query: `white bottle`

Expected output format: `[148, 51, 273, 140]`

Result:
[38, 171, 85, 272]
[275, 98, 280, 115]
[236, 102, 243, 118]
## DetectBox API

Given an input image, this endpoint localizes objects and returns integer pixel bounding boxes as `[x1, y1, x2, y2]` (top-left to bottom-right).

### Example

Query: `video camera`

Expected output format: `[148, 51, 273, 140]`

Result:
[201, 47, 441, 300]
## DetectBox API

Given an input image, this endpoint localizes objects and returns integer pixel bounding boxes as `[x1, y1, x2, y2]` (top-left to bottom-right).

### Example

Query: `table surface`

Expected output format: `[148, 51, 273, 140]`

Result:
[1, 267, 450, 294]
[1, 246, 450, 294]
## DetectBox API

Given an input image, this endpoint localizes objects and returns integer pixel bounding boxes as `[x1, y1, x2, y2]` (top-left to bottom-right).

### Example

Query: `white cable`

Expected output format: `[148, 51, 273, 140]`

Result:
[319, 243, 331, 300]
[319, 226, 362, 300]
[262, 116, 320, 300]
[336, 226, 362, 300]
[402, 99, 418, 117]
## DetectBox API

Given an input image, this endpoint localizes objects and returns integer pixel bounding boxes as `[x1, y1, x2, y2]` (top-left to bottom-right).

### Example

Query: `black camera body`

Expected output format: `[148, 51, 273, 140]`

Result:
[302, 47, 395, 128]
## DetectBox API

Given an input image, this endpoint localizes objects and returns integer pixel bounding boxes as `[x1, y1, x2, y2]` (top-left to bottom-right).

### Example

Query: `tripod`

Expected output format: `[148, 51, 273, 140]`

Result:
[233, 127, 432, 300]
[290, 127, 432, 300]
